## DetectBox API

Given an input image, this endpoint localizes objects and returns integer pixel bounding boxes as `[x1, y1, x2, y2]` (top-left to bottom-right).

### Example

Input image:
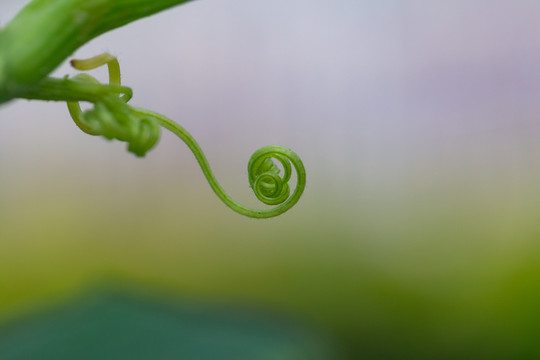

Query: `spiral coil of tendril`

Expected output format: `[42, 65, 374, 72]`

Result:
[64, 53, 306, 218]
[246, 146, 306, 217]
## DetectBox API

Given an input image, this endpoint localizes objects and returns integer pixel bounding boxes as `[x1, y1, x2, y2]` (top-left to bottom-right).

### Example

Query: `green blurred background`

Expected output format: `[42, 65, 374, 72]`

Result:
[2, 0, 540, 358]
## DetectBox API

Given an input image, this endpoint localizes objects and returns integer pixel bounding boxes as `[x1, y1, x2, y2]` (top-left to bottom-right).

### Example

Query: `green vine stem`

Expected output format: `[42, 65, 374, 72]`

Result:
[0, 0, 193, 103]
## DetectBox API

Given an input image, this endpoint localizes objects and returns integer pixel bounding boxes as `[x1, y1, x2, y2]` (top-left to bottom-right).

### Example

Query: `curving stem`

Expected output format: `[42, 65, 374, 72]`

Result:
[132, 107, 306, 219]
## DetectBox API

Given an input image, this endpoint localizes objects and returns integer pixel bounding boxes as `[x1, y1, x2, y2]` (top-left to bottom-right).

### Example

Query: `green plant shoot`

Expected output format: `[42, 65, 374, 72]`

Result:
[0, 0, 306, 219]
[0, 0, 193, 103]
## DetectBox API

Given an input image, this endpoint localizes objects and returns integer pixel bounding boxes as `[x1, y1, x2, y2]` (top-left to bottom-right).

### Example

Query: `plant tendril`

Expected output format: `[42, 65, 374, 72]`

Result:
[28, 53, 306, 218]
[133, 107, 306, 218]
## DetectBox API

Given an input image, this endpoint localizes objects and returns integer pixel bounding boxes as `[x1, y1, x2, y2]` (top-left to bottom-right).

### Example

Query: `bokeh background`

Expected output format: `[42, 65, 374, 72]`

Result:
[2, 0, 540, 358]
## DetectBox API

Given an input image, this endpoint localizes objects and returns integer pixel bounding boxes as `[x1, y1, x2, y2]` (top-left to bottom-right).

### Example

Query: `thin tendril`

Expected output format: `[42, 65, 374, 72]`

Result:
[133, 107, 306, 218]
[67, 53, 131, 135]
[33, 53, 306, 218]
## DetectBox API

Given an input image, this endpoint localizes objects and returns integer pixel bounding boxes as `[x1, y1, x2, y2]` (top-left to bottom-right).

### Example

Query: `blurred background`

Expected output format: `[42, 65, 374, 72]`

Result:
[2, 0, 540, 358]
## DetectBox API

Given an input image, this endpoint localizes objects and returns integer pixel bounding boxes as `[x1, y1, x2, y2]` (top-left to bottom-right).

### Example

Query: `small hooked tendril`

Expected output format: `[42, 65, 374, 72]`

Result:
[66, 53, 160, 157]
[63, 53, 306, 218]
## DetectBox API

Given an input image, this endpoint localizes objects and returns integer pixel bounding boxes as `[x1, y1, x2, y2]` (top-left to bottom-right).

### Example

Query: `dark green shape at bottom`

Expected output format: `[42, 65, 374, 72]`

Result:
[0, 289, 341, 360]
